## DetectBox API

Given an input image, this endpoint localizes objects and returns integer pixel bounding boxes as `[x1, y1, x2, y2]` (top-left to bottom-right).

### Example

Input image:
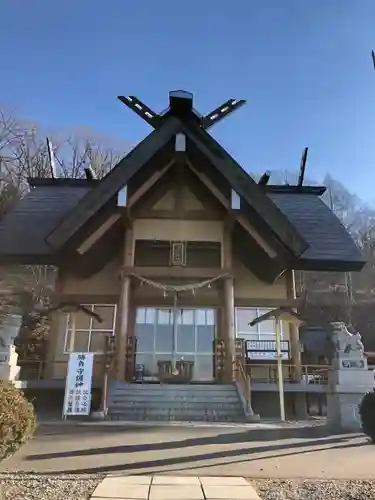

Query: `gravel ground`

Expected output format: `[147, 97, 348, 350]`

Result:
[0, 473, 104, 500]
[251, 479, 375, 500]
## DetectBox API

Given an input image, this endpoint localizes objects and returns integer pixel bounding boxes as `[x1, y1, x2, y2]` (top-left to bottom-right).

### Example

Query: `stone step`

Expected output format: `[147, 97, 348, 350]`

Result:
[109, 383, 236, 391]
[108, 395, 240, 403]
[108, 410, 246, 422]
[108, 404, 241, 413]
[108, 414, 246, 422]
[106, 382, 247, 423]
[108, 405, 244, 415]
[109, 400, 242, 409]
[109, 387, 238, 394]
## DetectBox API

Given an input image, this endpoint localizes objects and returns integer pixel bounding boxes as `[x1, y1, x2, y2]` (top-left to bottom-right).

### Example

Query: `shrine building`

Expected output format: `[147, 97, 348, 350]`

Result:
[0, 91, 366, 420]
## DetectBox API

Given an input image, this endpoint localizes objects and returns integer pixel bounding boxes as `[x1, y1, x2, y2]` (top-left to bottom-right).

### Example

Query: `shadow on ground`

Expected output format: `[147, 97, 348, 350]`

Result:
[1, 423, 370, 479]
[26, 426, 355, 462]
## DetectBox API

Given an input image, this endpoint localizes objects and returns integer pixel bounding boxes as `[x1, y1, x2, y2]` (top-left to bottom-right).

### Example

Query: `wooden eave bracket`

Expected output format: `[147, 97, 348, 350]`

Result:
[46, 117, 182, 250]
[182, 123, 308, 257]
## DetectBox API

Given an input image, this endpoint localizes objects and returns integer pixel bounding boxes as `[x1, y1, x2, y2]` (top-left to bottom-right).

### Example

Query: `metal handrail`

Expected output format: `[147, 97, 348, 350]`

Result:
[244, 363, 331, 385]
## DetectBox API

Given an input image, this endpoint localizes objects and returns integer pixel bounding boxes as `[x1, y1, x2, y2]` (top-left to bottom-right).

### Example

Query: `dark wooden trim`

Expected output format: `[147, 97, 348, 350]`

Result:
[264, 185, 326, 195]
[234, 297, 300, 308]
[127, 161, 175, 208]
[132, 295, 222, 307]
[46, 117, 182, 250]
[186, 160, 292, 262]
[174, 163, 185, 218]
[0, 254, 59, 265]
[133, 164, 225, 220]
[118, 95, 160, 128]
[61, 219, 124, 279]
[182, 167, 227, 218]
[233, 224, 286, 283]
[183, 122, 308, 257]
[59, 294, 120, 304]
[131, 174, 176, 217]
[28, 178, 98, 187]
[135, 210, 222, 220]
[123, 266, 230, 279]
[77, 213, 121, 255]
[131, 162, 224, 220]
[295, 258, 366, 272]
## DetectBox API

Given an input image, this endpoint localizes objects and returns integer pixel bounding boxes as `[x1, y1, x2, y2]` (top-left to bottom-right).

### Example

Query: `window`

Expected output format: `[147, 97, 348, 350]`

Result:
[134, 240, 221, 268]
[134, 240, 170, 266]
[64, 304, 117, 355]
[235, 307, 283, 341]
[136, 307, 156, 324]
[186, 242, 221, 268]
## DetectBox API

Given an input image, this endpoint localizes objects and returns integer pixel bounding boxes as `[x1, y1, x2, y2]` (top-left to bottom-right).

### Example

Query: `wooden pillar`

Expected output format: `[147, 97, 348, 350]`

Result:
[223, 277, 236, 382]
[116, 227, 134, 380]
[222, 218, 235, 382]
[45, 268, 64, 380]
[286, 269, 302, 380]
[286, 269, 308, 419]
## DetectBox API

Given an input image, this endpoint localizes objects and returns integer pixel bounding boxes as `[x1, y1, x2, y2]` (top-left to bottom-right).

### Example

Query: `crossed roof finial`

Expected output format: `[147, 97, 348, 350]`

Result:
[117, 91, 246, 130]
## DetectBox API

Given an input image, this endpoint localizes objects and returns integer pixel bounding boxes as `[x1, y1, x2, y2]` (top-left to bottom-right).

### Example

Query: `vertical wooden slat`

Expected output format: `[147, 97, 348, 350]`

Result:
[222, 217, 235, 382]
[286, 269, 302, 381]
[116, 226, 134, 380]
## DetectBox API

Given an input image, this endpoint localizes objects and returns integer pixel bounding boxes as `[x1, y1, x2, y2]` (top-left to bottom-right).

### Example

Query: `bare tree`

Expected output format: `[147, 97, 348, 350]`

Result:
[0, 106, 129, 360]
[0, 106, 130, 213]
[54, 134, 122, 179]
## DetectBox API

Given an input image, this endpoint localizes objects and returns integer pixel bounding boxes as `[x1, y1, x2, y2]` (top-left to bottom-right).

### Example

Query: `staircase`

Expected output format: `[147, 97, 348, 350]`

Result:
[107, 382, 248, 422]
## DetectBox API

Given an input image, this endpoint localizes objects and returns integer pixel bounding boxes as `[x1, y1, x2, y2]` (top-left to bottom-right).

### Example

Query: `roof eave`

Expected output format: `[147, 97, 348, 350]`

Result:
[264, 185, 327, 196]
[182, 122, 309, 257]
[295, 258, 366, 273]
[28, 178, 99, 188]
[0, 253, 59, 266]
[45, 116, 182, 250]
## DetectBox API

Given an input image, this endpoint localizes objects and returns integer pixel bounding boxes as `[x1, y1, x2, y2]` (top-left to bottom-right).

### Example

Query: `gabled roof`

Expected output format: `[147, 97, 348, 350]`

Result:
[46, 106, 307, 258]
[269, 192, 364, 271]
[46, 116, 182, 250]
[182, 121, 307, 257]
[0, 91, 366, 274]
[0, 180, 365, 272]
[0, 181, 89, 263]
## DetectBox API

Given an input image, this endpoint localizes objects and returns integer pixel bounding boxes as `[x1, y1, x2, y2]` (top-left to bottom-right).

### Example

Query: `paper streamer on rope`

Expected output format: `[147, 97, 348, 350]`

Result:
[129, 272, 229, 293]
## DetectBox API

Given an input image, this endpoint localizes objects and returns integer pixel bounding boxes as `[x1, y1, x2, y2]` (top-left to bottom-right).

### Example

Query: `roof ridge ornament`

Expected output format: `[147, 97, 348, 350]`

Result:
[117, 91, 246, 130]
[297, 147, 309, 187]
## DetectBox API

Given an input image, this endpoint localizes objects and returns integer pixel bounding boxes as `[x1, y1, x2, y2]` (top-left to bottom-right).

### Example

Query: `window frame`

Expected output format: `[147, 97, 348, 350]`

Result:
[63, 303, 117, 355]
[234, 306, 284, 341]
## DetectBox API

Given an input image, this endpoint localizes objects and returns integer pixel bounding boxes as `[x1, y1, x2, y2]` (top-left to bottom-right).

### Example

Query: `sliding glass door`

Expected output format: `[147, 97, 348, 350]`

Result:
[135, 307, 215, 382]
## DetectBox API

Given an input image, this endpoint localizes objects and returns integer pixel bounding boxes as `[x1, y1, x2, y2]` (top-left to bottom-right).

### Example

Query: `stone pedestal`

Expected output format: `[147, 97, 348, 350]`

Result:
[294, 393, 309, 420]
[0, 314, 22, 382]
[327, 322, 375, 432]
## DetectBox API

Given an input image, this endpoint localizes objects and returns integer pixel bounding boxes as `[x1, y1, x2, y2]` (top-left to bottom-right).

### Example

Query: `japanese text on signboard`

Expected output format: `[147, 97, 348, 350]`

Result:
[63, 352, 94, 417]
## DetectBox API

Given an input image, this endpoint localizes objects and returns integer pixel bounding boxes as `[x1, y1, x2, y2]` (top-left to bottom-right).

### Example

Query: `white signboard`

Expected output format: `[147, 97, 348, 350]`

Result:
[247, 351, 289, 361]
[63, 353, 94, 417]
[245, 340, 290, 361]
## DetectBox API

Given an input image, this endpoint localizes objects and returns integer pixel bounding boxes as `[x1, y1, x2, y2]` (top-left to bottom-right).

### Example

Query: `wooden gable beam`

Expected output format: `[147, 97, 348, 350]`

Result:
[77, 213, 122, 255]
[46, 117, 182, 250]
[183, 123, 308, 257]
[201, 99, 246, 130]
[77, 161, 175, 255]
[127, 161, 174, 207]
[118, 95, 160, 128]
[186, 161, 277, 259]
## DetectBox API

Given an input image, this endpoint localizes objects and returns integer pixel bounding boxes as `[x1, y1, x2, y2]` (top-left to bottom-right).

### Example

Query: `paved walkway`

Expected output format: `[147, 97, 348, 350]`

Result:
[90, 475, 260, 499]
[1, 422, 372, 480]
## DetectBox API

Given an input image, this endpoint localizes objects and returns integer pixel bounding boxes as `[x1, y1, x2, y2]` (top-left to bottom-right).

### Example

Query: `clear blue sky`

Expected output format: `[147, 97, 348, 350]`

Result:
[1, 1, 375, 203]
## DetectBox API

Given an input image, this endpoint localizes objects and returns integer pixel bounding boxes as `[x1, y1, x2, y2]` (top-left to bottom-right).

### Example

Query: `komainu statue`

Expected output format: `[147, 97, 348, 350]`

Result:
[331, 321, 367, 369]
